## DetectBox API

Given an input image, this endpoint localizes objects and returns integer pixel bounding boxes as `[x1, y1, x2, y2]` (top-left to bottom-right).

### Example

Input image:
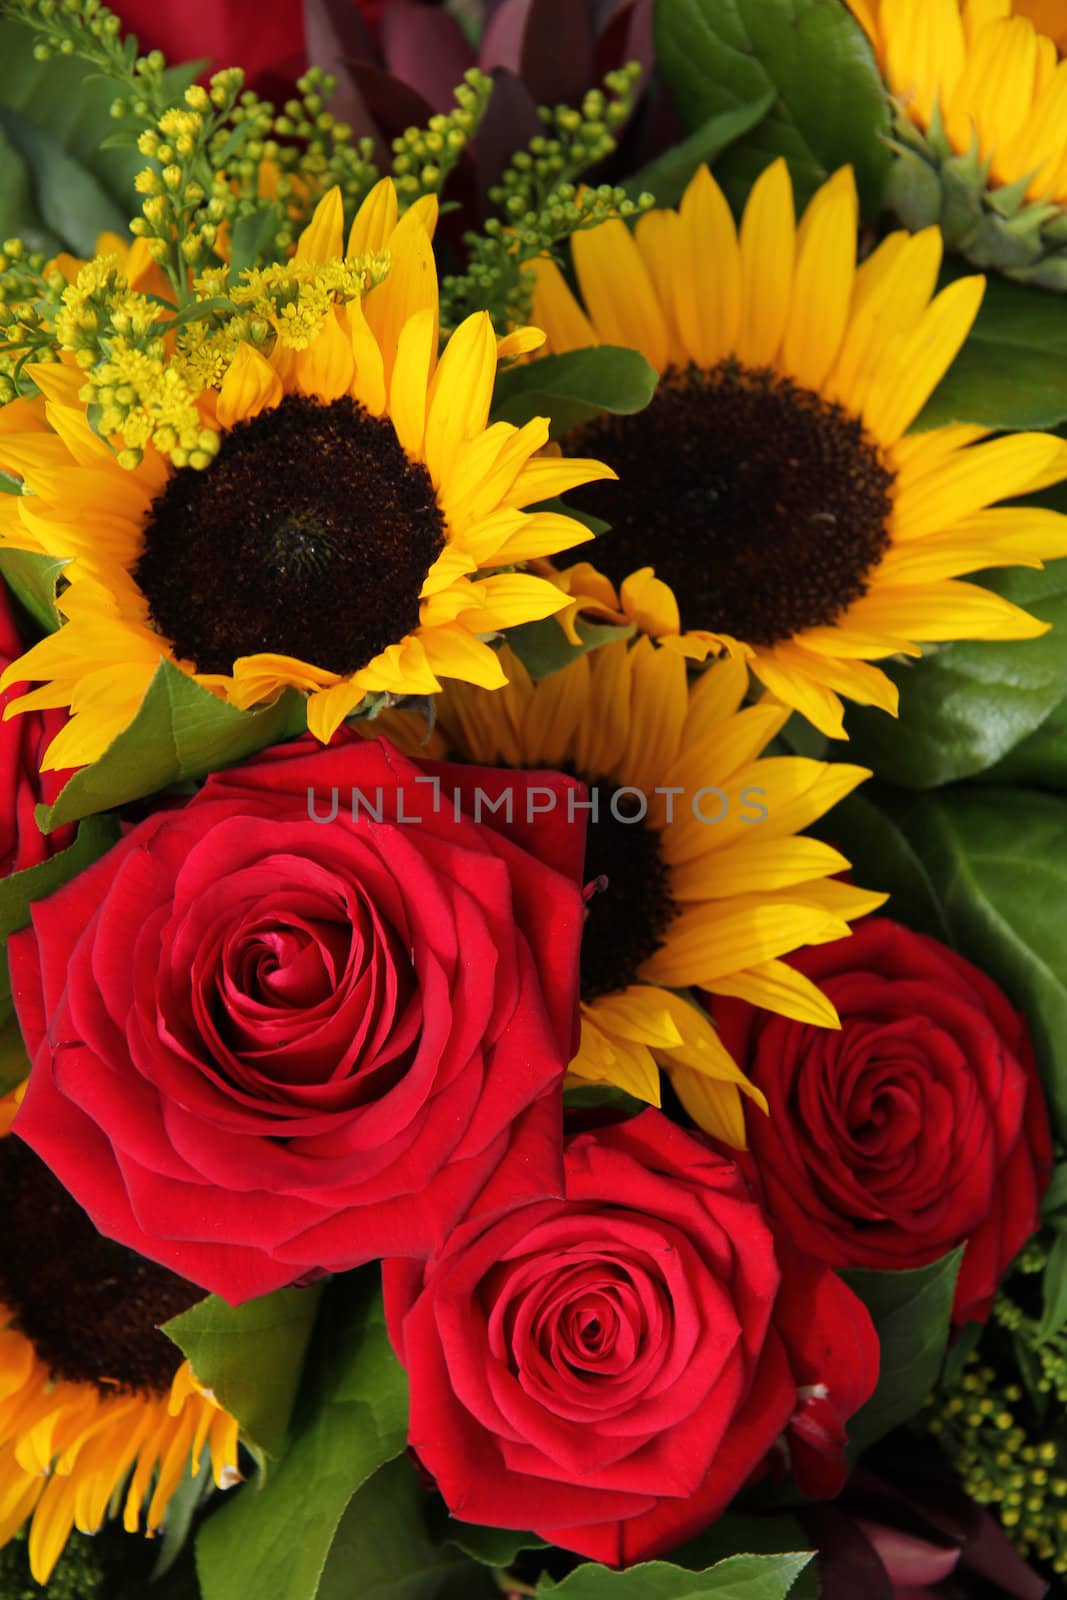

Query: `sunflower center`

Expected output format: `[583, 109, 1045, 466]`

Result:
[578, 778, 677, 1000]
[134, 392, 447, 677]
[565, 361, 895, 648]
[0, 1138, 202, 1395]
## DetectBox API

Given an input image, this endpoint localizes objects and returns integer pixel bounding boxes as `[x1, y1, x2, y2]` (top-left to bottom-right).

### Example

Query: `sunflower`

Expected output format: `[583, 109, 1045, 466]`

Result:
[529, 161, 1067, 738]
[375, 638, 883, 1145]
[0, 1102, 239, 1586]
[0, 178, 609, 769]
[849, 0, 1067, 199]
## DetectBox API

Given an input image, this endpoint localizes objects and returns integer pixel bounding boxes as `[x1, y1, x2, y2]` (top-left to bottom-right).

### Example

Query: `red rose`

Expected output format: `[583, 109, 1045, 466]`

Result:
[714, 918, 1053, 1324]
[112, 0, 305, 99]
[9, 736, 586, 1304]
[0, 585, 74, 876]
[384, 1109, 877, 1566]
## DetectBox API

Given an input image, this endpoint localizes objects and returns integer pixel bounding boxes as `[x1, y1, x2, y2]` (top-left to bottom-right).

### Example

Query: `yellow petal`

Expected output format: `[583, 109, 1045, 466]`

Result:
[389, 307, 435, 459]
[216, 343, 284, 429]
[295, 186, 344, 263]
[781, 166, 858, 389]
[736, 157, 795, 367]
[530, 256, 599, 355]
[709, 957, 841, 1027]
[572, 217, 670, 372]
[364, 208, 438, 391]
[423, 312, 497, 489]
[672, 164, 740, 367]
[347, 177, 401, 256]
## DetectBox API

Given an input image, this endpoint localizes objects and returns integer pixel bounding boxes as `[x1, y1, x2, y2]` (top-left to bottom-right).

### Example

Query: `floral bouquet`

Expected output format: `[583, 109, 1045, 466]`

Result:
[0, 1, 1066, 1597]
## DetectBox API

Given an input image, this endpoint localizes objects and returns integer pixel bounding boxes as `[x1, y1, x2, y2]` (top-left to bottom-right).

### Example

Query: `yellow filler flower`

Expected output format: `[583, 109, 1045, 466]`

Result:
[530, 161, 1067, 738]
[0, 1096, 238, 1586]
[847, 0, 1067, 286]
[376, 638, 883, 1146]
[0, 180, 609, 769]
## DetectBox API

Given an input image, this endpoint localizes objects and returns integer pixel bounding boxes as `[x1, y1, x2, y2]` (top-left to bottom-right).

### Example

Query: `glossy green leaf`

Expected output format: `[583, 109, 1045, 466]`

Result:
[841, 1249, 963, 1452]
[0, 21, 198, 250]
[0, 123, 52, 253]
[900, 787, 1067, 1142]
[228, 204, 287, 282]
[918, 273, 1067, 433]
[843, 562, 1067, 788]
[505, 614, 635, 679]
[35, 660, 307, 832]
[808, 789, 952, 941]
[318, 1460, 496, 1600]
[0, 547, 66, 634]
[196, 1273, 409, 1600]
[490, 346, 659, 438]
[0, 1007, 28, 1097]
[0, 107, 128, 257]
[1042, 1161, 1067, 1220]
[164, 1285, 323, 1460]
[986, 692, 1067, 786]
[0, 812, 119, 941]
[671, 1516, 818, 1600]
[623, 90, 777, 208]
[654, 0, 891, 218]
[1038, 1233, 1067, 1343]
[539, 1552, 814, 1599]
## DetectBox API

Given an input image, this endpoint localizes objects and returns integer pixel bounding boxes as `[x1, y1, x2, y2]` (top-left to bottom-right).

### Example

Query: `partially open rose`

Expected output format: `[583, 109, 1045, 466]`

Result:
[715, 918, 1053, 1324]
[385, 1109, 878, 1565]
[9, 736, 587, 1303]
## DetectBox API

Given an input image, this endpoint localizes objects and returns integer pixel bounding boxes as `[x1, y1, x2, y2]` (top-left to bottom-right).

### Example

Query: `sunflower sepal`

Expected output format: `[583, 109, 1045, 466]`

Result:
[883, 102, 1067, 291]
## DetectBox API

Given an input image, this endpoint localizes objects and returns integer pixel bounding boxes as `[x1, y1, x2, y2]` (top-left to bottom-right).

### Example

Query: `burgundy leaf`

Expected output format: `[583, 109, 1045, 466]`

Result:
[479, 0, 594, 106]
[471, 66, 542, 210]
[803, 1504, 895, 1600]
[854, 1522, 961, 1588]
[348, 59, 436, 146]
[381, 3, 476, 114]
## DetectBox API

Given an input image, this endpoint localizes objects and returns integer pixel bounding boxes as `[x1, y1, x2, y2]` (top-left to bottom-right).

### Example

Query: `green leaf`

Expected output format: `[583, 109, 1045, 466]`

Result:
[808, 789, 952, 941]
[196, 1272, 409, 1600]
[900, 787, 1067, 1142]
[151, 1455, 215, 1580]
[0, 547, 66, 634]
[671, 1516, 818, 1600]
[562, 1082, 648, 1117]
[940, 1319, 984, 1391]
[164, 1285, 323, 1460]
[1037, 1233, 1067, 1343]
[0, 1006, 29, 1097]
[654, 0, 891, 220]
[841, 1249, 964, 1451]
[986, 692, 1067, 786]
[0, 123, 52, 253]
[439, 1520, 547, 1568]
[505, 614, 635, 679]
[0, 811, 119, 941]
[490, 347, 659, 438]
[623, 91, 777, 208]
[35, 659, 307, 832]
[539, 1552, 814, 1599]
[843, 562, 1067, 788]
[0, 107, 129, 257]
[918, 272, 1067, 433]
[1042, 1160, 1067, 1219]
[318, 1459, 497, 1600]
[0, 17, 158, 244]
[229, 204, 286, 282]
